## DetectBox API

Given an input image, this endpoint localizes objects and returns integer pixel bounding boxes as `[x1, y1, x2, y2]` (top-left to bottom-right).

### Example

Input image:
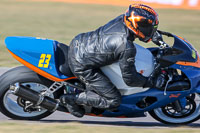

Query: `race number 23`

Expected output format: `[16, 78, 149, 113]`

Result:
[38, 54, 51, 68]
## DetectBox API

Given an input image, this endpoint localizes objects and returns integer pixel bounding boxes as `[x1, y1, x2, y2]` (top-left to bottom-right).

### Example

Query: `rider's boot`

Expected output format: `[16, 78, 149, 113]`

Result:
[61, 90, 121, 117]
[74, 91, 121, 109]
[60, 94, 85, 118]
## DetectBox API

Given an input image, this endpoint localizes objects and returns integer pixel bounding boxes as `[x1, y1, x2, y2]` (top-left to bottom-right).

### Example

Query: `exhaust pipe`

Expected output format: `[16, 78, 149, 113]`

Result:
[10, 83, 66, 112]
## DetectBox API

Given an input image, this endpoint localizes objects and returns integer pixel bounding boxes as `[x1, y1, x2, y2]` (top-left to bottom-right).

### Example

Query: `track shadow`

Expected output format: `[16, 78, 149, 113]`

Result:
[39, 119, 200, 128]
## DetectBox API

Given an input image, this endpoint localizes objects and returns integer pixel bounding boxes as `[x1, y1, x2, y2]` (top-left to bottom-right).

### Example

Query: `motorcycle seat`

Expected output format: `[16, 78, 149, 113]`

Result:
[56, 43, 74, 77]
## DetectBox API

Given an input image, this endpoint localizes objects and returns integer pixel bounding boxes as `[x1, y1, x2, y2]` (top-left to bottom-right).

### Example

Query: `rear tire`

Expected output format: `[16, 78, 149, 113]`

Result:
[0, 66, 54, 120]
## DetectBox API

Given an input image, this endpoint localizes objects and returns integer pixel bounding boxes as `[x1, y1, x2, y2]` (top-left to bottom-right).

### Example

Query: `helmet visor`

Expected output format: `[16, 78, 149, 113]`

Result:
[138, 21, 158, 42]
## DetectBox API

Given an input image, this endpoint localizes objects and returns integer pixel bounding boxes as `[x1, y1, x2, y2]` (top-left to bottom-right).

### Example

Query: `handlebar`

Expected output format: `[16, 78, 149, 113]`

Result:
[158, 40, 170, 49]
[156, 41, 173, 57]
[156, 30, 173, 49]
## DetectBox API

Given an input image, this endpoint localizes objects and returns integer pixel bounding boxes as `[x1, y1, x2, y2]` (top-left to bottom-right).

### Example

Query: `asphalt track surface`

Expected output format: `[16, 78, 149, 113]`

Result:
[0, 67, 200, 128]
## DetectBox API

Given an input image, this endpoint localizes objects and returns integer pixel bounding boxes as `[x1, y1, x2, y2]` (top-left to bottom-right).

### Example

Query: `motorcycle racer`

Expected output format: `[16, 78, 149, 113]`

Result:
[60, 4, 165, 117]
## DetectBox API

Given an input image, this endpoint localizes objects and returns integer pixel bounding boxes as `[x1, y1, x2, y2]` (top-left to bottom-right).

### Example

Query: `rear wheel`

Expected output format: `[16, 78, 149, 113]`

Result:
[0, 66, 54, 120]
[149, 93, 200, 124]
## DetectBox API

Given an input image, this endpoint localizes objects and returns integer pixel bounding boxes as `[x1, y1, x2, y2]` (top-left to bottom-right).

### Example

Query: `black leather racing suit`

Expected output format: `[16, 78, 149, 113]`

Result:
[68, 15, 147, 109]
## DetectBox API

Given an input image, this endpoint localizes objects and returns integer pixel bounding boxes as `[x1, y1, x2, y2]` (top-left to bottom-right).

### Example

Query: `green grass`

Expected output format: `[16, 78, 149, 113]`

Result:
[0, 122, 200, 133]
[0, 0, 200, 66]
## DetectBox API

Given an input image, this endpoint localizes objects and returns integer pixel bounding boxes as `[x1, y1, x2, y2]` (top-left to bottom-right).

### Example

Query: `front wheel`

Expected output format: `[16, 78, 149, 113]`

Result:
[0, 66, 54, 120]
[149, 93, 200, 125]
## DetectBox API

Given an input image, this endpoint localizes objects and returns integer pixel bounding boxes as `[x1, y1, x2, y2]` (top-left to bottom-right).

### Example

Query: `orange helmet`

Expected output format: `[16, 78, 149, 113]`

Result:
[124, 4, 159, 42]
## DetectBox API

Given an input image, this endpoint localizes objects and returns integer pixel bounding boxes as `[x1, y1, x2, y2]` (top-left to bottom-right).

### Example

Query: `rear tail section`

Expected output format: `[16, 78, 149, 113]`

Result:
[5, 36, 75, 81]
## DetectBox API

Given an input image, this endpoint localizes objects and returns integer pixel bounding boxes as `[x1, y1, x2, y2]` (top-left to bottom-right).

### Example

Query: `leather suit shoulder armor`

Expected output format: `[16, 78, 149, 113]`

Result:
[102, 15, 127, 36]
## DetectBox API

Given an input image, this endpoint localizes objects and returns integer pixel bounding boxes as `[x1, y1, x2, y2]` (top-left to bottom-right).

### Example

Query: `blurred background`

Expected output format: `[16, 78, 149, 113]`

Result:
[0, 1, 200, 132]
[0, 0, 200, 66]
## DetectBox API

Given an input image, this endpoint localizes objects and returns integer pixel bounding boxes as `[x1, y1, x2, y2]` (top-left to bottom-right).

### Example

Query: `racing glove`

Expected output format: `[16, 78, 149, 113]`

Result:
[152, 31, 163, 46]
[144, 74, 166, 89]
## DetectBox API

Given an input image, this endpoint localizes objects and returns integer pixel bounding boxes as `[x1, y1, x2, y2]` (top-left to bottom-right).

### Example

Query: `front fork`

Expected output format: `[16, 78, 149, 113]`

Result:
[172, 96, 188, 112]
[172, 100, 185, 112]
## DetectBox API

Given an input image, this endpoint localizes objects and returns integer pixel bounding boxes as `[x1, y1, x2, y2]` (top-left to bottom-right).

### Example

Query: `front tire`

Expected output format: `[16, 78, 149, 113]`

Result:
[149, 93, 200, 125]
[0, 66, 54, 120]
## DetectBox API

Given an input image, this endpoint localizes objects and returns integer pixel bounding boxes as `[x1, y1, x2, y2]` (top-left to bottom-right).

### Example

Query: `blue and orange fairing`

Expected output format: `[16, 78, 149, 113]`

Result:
[5, 36, 76, 82]
[176, 36, 200, 68]
[167, 35, 200, 93]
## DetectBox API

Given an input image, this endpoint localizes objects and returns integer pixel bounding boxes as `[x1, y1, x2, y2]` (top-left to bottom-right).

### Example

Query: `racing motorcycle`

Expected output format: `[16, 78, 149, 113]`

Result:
[0, 31, 200, 125]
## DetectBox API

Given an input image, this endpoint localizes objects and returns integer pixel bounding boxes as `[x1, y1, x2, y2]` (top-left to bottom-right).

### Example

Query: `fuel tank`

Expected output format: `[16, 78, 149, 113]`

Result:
[101, 44, 155, 95]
